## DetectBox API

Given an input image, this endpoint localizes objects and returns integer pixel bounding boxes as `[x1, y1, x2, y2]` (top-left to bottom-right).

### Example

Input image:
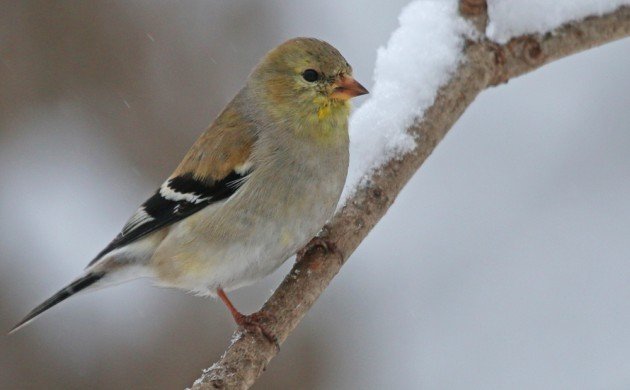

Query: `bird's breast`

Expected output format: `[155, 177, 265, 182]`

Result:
[152, 130, 349, 292]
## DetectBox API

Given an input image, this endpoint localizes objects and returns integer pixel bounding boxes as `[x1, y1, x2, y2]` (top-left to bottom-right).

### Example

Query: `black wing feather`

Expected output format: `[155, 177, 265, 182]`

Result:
[88, 171, 249, 266]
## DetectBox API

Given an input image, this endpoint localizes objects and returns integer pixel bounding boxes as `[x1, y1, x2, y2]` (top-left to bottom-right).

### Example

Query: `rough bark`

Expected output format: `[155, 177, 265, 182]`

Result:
[191, 3, 630, 389]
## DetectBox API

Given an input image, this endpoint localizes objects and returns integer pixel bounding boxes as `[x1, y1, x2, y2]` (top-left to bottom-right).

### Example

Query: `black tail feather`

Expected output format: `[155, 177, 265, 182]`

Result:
[9, 272, 105, 334]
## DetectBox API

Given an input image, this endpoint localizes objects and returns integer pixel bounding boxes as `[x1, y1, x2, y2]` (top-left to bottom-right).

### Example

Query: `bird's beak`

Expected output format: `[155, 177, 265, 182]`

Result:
[331, 76, 369, 100]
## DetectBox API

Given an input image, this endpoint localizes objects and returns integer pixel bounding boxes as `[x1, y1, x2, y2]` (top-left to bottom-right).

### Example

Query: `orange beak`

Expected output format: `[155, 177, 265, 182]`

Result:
[331, 76, 369, 100]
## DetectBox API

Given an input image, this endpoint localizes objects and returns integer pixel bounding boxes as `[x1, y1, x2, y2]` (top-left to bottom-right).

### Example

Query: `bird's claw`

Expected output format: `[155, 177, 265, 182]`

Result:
[235, 311, 279, 349]
[297, 236, 338, 260]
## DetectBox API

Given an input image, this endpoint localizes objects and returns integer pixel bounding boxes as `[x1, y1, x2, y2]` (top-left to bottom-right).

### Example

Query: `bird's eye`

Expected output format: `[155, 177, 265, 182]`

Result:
[302, 69, 319, 82]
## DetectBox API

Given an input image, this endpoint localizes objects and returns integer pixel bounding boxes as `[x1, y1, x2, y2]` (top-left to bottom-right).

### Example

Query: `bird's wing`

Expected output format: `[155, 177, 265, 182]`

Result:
[88, 108, 256, 266]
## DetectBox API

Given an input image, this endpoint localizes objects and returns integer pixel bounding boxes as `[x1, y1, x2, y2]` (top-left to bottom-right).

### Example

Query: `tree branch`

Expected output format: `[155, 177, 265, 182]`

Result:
[191, 4, 630, 389]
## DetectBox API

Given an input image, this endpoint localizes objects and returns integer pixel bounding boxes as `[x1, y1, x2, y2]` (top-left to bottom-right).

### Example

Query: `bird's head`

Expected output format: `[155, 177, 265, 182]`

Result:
[248, 37, 368, 132]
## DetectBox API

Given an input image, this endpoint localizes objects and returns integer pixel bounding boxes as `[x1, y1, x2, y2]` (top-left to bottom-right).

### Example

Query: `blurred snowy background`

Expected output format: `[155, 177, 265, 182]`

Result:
[2, 1, 630, 389]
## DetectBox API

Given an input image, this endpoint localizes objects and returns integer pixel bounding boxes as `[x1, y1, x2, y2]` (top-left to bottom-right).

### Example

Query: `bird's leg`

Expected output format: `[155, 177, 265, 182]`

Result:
[216, 288, 278, 346]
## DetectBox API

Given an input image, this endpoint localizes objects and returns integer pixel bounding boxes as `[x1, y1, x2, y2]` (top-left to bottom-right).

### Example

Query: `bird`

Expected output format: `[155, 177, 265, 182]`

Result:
[11, 37, 368, 341]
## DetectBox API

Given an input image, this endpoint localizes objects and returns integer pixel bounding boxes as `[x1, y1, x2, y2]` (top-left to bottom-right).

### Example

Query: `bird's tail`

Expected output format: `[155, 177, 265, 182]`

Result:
[9, 272, 105, 334]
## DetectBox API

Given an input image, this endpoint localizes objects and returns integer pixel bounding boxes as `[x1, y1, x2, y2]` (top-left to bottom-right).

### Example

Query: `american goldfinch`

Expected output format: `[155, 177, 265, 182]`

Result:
[11, 37, 367, 340]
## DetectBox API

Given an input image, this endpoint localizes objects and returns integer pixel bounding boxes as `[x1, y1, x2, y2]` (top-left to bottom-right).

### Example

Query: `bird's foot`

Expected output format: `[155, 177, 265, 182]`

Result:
[297, 236, 339, 260]
[216, 288, 279, 348]
[234, 311, 279, 348]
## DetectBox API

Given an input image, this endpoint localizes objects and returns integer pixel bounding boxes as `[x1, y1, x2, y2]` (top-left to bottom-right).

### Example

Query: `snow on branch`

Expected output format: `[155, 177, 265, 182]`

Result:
[344, 0, 630, 202]
[192, 1, 630, 388]
[487, 0, 630, 43]
[343, 1, 474, 202]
